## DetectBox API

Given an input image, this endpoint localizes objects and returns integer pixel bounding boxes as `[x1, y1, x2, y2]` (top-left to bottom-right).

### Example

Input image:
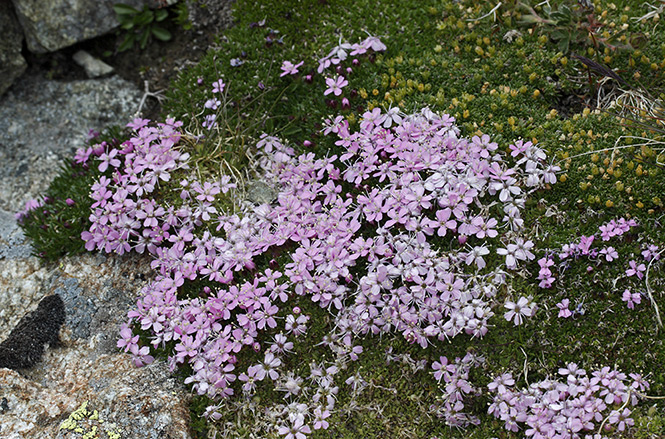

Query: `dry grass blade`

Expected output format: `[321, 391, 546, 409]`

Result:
[631, 1, 665, 22]
[645, 247, 665, 330]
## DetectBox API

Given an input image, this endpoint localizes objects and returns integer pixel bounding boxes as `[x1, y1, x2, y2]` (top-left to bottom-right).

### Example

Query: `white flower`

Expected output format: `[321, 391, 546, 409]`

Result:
[465, 245, 490, 269]
[279, 372, 303, 397]
[497, 244, 518, 269]
[380, 106, 403, 128]
[504, 296, 535, 325]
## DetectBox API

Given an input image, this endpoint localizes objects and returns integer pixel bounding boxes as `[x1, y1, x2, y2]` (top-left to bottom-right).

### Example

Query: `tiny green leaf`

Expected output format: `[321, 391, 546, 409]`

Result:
[155, 9, 168, 22]
[113, 4, 139, 15]
[118, 34, 135, 52]
[151, 26, 172, 41]
[139, 29, 150, 49]
[135, 10, 154, 26]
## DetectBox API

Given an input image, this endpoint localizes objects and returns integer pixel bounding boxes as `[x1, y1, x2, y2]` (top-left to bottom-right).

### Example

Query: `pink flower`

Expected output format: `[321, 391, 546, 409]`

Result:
[432, 356, 456, 381]
[212, 78, 225, 94]
[625, 260, 646, 279]
[642, 244, 660, 261]
[313, 407, 330, 430]
[578, 235, 595, 255]
[280, 60, 304, 77]
[537, 256, 555, 288]
[74, 146, 93, 164]
[360, 107, 383, 130]
[278, 418, 311, 439]
[464, 245, 490, 269]
[362, 36, 387, 52]
[324, 75, 348, 96]
[599, 222, 617, 241]
[317, 56, 332, 73]
[488, 373, 515, 394]
[509, 140, 531, 158]
[622, 289, 641, 309]
[97, 148, 121, 172]
[608, 408, 634, 431]
[599, 246, 618, 262]
[556, 299, 572, 318]
[117, 324, 139, 352]
[127, 118, 150, 131]
[204, 98, 221, 110]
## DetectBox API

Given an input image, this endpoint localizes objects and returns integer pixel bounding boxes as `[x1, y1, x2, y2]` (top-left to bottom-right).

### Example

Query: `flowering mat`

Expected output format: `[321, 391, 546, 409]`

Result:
[16, 0, 665, 438]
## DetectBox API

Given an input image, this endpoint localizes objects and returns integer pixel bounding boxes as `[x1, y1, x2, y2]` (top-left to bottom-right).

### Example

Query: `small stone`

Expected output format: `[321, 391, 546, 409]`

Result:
[72, 51, 114, 79]
[246, 180, 278, 205]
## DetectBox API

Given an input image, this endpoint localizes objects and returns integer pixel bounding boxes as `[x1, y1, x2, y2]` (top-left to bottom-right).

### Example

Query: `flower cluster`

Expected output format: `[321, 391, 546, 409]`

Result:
[312, 35, 385, 110]
[429, 353, 485, 427]
[81, 118, 190, 256]
[488, 364, 649, 438]
[316, 35, 386, 74]
[537, 256, 555, 289]
[201, 78, 227, 130]
[541, 217, 662, 315]
[68, 53, 618, 436]
[559, 219, 638, 260]
[15, 197, 44, 224]
[82, 103, 560, 436]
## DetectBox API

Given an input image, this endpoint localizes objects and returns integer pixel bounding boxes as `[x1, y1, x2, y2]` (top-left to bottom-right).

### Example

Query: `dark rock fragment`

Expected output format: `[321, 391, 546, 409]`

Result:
[0, 294, 65, 370]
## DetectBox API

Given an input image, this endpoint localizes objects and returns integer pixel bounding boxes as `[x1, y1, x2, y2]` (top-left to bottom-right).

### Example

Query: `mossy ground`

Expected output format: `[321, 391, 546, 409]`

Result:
[21, 0, 665, 437]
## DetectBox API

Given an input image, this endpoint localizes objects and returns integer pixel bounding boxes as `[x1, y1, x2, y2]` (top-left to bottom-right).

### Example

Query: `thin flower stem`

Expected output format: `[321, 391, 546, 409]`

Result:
[519, 347, 529, 386]
[644, 247, 665, 330]
[634, 390, 665, 400]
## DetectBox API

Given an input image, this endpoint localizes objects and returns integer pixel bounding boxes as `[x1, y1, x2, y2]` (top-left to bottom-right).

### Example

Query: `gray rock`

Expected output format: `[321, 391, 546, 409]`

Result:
[53, 277, 95, 340]
[11, 0, 146, 53]
[0, 254, 191, 439]
[0, 73, 141, 214]
[73, 50, 115, 78]
[246, 180, 278, 205]
[0, 2, 27, 96]
[0, 66, 190, 439]
[0, 210, 32, 261]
